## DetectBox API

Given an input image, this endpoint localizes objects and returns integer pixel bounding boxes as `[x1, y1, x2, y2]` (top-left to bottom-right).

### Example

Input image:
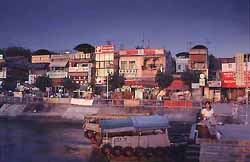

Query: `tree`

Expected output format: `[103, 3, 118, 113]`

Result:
[74, 44, 95, 53]
[108, 72, 126, 91]
[63, 77, 79, 93]
[35, 76, 52, 92]
[3, 46, 32, 58]
[181, 70, 200, 88]
[33, 49, 52, 55]
[155, 71, 173, 89]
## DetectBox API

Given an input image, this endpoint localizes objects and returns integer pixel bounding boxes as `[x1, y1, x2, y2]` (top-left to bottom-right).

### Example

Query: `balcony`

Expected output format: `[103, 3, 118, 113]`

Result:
[47, 71, 68, 78]
[119, 69, 137, 74]
[69, 67, 89, 72]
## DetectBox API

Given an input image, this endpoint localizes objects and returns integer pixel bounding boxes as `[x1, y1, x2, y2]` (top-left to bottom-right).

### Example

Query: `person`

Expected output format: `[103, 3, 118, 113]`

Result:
[201, 101, 215, 120]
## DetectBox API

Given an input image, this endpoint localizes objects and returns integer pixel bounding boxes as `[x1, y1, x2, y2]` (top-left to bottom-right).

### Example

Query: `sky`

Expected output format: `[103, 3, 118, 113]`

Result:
[0, 0, 249, 57]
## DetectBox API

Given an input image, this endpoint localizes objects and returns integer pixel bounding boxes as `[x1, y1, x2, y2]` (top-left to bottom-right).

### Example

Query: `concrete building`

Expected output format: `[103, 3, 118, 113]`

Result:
[118, 48, 173, 89]
[220, 54, 250, 101]
[47, 54, 69, 92]
[68, 52, 95, 86]
[0, 50, 6, 89]
[95, 45, 116, 85]
[175, 52, 189, 73]
[29, 54, 51, 84]
[189, 45, 208, 77]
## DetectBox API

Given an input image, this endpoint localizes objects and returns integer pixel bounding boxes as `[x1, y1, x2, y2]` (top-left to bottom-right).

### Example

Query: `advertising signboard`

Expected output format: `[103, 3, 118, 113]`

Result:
[221, 72, 236, 88]
[95, 45, 114, 54]
[208, 81, 221, 87]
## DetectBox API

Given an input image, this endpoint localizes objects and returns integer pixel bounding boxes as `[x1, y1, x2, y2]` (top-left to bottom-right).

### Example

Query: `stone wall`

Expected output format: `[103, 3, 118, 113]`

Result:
[199, 139, 250, 162]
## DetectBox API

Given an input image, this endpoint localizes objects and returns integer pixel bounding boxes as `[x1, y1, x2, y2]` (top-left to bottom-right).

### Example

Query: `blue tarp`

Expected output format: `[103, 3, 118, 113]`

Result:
[100, 115, 169, 133]
[131, 115, 169, 131]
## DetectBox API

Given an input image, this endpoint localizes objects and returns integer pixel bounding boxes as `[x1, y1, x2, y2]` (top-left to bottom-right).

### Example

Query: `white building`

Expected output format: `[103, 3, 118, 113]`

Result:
[175, 52, 189, 73]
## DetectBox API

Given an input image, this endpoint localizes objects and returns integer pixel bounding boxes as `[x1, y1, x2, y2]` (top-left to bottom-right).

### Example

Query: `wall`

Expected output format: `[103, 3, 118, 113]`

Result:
[199, 139, 250, 162]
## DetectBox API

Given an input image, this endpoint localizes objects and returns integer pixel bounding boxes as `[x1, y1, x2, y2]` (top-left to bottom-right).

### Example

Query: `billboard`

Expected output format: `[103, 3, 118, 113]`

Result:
[221, 72, 236, 88]
[95, 45, 114, 54]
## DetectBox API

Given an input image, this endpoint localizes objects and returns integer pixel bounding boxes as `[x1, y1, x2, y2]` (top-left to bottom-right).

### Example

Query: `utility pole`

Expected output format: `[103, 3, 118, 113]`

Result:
[106, 73, 109, 99]
[245, 55, 249, 125]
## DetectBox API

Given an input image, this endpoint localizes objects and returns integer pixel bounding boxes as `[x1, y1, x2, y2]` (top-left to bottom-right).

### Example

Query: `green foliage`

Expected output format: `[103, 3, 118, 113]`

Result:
[35, 76, 52, 91]
[108, 72, 125, 91]
[181, 70, 200, 87]
[63, 77, 79, 92]
[33, 49, 52, 55]
[155, 71, 173, 89]
[3, 46, 32, 58]
[74, 44, 95, 53]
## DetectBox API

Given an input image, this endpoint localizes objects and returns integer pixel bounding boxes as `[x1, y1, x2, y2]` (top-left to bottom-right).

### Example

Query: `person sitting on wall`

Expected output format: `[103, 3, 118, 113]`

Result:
[201, 101, 215, 121]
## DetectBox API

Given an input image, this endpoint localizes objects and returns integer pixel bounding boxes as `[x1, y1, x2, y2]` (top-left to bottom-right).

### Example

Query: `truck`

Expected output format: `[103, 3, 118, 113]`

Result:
[98, 115, 171, 158]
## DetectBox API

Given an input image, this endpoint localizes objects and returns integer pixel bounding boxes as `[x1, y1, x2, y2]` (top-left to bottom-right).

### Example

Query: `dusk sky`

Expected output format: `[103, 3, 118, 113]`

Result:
[0, 0, 249, 57]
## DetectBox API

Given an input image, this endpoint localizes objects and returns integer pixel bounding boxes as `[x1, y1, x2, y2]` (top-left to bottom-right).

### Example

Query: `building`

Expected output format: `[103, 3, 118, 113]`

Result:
[68, 52, 95, 86]
[0, 50, 6, 89]
[95, 45, 116, 85]
[29, 54, 51, 84]
[189, 45, 208, 77]
[47, 54, 69, 92]
[175, 52, 189, 73]
[219, 54, 250, 101]
[118, 48, 173, 98]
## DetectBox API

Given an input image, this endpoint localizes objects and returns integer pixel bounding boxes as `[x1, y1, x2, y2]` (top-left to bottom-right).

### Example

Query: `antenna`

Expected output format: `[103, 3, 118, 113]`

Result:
[142, 32, 145, 48]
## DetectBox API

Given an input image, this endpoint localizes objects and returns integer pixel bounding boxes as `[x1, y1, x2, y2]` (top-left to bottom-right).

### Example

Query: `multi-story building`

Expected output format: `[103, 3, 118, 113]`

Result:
[175, 52, 189, 73]
[189, 45, 208, 77]
[220, 53, 250, 101]
[47, 54, 69, 92]
[29, 54, 51, 84]
[0, 50, 6, 89]
[68, 52, 95, 86]
[95, 45, 116, 85]
[118, 48, 173, 88]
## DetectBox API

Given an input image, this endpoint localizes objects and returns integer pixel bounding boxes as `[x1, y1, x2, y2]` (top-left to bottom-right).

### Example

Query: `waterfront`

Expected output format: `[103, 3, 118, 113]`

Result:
[0, 121, 98, 162]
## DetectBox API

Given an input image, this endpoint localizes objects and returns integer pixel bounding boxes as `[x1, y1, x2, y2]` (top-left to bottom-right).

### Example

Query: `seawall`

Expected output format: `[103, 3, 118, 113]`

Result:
[0, 103, 199, 124]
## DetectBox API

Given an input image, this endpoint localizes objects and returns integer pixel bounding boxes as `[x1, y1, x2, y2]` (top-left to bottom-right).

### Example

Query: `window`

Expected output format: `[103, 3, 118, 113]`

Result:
[100, 54, 105, 61]
[129, 61, 136, 69]
[121, 61, 127, 69]
[86, 53, 90, 58]
[96, 54, 100, 61]
[100, 62, 105, 68]
[178, 65, 181, 70]
[96, 62, 100, 68]
[228, 63, 232, 69]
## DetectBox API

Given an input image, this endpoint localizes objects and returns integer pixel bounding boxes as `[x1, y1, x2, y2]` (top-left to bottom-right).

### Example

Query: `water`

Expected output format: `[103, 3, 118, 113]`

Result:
[0, 121, 95, 162]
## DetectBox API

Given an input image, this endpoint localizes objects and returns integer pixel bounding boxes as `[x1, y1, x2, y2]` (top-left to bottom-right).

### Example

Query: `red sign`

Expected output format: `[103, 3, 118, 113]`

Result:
[95, 45, 114, 53]
[221, 72, 236, 88]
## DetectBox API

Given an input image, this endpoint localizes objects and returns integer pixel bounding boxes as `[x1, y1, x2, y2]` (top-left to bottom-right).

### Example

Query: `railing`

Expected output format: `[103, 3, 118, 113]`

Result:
[46, 71, 68, 78]
[0, 96, 43, 104]
[68, 67, 89, 72]
[0, 96, 202, 108]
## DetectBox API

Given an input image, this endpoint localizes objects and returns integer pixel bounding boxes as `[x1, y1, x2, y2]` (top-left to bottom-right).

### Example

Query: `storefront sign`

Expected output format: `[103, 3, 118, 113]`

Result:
[192, 83, 200, 89]
[221, 72, 236, 88]
[208, 81, 221, 87]
[199, 78, 205, 86]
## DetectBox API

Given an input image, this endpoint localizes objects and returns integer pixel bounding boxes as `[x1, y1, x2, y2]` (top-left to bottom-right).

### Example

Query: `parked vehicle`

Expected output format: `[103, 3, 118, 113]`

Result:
[99, 115, 170, 158]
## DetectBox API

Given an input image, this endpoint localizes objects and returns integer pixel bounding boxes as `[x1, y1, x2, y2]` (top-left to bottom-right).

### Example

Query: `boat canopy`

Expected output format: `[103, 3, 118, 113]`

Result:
[100, 115, 169, 133]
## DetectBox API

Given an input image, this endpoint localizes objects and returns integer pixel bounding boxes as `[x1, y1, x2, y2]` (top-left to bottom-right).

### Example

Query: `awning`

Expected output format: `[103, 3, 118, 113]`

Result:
[166, 79, 189, 90]
[49, 61, 68, 68]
